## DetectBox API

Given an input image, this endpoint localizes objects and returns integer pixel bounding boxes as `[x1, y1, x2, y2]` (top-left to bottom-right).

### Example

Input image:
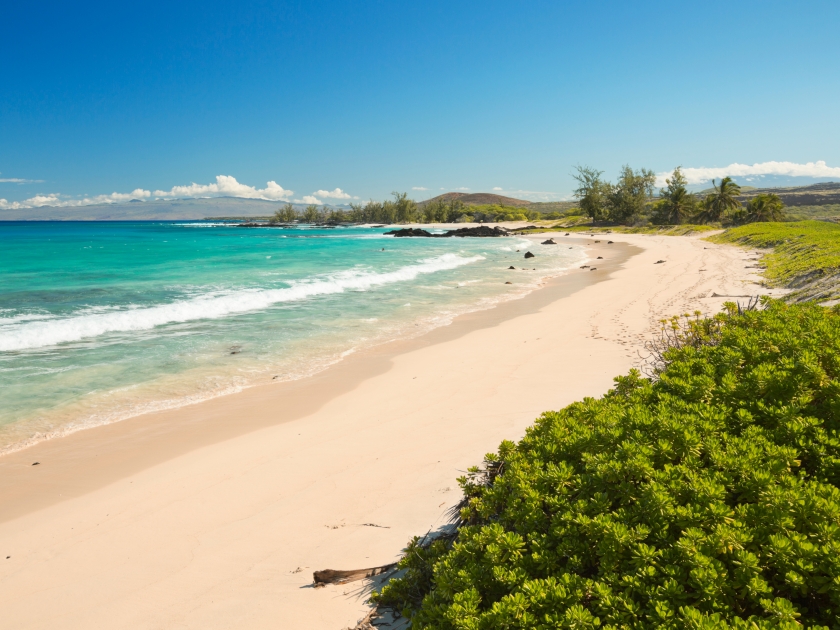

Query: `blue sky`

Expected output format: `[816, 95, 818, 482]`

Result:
[2, 0, 840, 209]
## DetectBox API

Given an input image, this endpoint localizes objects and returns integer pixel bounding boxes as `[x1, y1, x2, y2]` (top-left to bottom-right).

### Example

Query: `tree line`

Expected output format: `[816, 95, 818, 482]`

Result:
[573, 165, 786, 226]
[268, 193, 543, 225]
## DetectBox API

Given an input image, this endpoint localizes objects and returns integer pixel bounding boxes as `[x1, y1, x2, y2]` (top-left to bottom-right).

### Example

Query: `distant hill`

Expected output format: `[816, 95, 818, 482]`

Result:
[694, 182, 840, 207]
[417, 192, 532, 207]
[736, 182, 840, 207]
[0, 197, 312, 221]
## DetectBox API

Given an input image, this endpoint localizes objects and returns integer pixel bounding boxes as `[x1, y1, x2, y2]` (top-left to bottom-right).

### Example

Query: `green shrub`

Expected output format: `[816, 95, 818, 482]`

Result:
[375, 300, 840, 629]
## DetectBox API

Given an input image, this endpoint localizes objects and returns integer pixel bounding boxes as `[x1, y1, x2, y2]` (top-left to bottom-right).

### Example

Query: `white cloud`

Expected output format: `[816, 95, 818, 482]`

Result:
[657, 160, 840, 187]
[90, 189, 152, 204]
[0, 175, 295, 211]
[154, 175, 292, 201]
[313, 187, 355, 199]
[0, 177, 43, 183]
[492, 187, 503, 191]
[295, 195, 322, 205]
[0, 189, 151, 210]
[412, 186, 428, 191]
[455, 187, 470, 191]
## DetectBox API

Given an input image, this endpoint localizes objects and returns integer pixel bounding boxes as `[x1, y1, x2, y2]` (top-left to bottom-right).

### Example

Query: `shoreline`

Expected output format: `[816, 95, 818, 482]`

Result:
[0, 232, 772, 629]
[0, 234, 616, 521]
[0, 226, 584, 459]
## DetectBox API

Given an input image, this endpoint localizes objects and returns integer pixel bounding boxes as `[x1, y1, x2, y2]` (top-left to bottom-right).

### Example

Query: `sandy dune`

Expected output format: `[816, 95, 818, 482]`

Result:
[0, 232, 771, 629]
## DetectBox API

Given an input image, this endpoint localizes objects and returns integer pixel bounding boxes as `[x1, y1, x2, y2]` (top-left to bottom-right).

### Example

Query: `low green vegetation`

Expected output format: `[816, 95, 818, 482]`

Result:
[784, 205, 840, 222]
[374, 300, 840, 629]
[709, 221, 840, 303]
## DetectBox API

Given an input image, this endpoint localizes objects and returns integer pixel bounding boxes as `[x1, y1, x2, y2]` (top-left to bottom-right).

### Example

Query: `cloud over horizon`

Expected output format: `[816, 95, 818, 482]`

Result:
[154, 175, 292, 201]
[656, 161, 840, 187]
[313, 188, 355, 199]
[0, 176, 295, 210]
[0, 189, 152, 210]
[0, 176, 367, 210]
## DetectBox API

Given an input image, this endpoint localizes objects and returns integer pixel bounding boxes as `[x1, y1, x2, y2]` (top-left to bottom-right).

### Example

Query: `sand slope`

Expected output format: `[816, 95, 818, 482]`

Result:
[0, 232, 771, 629]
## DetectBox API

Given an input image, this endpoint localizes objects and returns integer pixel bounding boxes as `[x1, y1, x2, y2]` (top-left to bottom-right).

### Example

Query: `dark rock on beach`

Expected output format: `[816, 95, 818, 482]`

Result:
[446, 226, 510, 237]
[524, 251, 535, 259]
[384, 226, 510, 238]
[541, 239, 557, 245]
[384, 228, 435, 237]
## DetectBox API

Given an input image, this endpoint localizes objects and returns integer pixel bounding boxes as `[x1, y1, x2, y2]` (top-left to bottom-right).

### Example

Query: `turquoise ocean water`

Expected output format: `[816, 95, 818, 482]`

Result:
[0, 221, 586, 453]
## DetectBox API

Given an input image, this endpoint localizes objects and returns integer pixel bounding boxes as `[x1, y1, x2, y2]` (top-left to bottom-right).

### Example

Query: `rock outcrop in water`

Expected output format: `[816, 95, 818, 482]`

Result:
[384, 226, 510, 238]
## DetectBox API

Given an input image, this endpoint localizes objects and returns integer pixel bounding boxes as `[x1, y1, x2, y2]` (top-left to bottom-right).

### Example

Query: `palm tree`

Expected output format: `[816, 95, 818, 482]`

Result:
[697, 176, 742, 223]
[745, 193, 785, 223]
[656, 167, 697, 224]
[663, 186, 698, 224]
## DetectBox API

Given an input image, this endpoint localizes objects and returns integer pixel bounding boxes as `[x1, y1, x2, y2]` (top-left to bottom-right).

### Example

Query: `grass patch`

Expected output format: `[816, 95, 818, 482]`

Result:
[784, 205, 840, 221]
[374, 300, 840, 629]
[708, 221, 840, 302]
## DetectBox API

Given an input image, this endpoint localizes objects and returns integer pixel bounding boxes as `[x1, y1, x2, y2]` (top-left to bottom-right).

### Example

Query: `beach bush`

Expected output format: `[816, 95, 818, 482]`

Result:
[374, 300, 840, 629]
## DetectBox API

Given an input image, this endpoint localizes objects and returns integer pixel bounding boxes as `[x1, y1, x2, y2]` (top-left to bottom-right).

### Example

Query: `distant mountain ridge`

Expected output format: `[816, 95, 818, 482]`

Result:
[417, 192, 531, 207]
[0, 197, 314, 221]
[736, 182, 840, 207]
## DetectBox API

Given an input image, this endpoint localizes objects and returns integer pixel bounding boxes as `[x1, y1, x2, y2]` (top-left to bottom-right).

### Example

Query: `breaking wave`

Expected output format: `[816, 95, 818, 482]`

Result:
[0, 253, 482, 352]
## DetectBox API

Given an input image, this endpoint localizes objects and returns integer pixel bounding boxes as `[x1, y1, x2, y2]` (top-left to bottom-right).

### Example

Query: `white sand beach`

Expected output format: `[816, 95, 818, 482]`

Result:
[0, 231, 772, 629]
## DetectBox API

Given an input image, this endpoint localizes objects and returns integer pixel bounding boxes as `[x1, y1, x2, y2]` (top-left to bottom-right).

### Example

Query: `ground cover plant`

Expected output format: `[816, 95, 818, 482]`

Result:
[374, 300, 840, 629]
[785, 206, 840, 222]
[710, 221, 840, 303]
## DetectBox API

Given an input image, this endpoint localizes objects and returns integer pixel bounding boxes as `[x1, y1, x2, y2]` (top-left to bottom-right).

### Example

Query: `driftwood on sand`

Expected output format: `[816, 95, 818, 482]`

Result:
[342, 609, 377, 630]
[313, 563, 397, 587]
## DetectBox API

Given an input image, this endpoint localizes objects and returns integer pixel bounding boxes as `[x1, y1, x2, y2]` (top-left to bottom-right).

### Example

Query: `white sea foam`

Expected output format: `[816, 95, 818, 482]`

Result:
[0, 253, 483, 352]
[0, 312, 57, 325]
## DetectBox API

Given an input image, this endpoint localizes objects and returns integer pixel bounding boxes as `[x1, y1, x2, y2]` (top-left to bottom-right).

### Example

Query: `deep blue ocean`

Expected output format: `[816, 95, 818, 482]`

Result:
[0, 221, 585, 452]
